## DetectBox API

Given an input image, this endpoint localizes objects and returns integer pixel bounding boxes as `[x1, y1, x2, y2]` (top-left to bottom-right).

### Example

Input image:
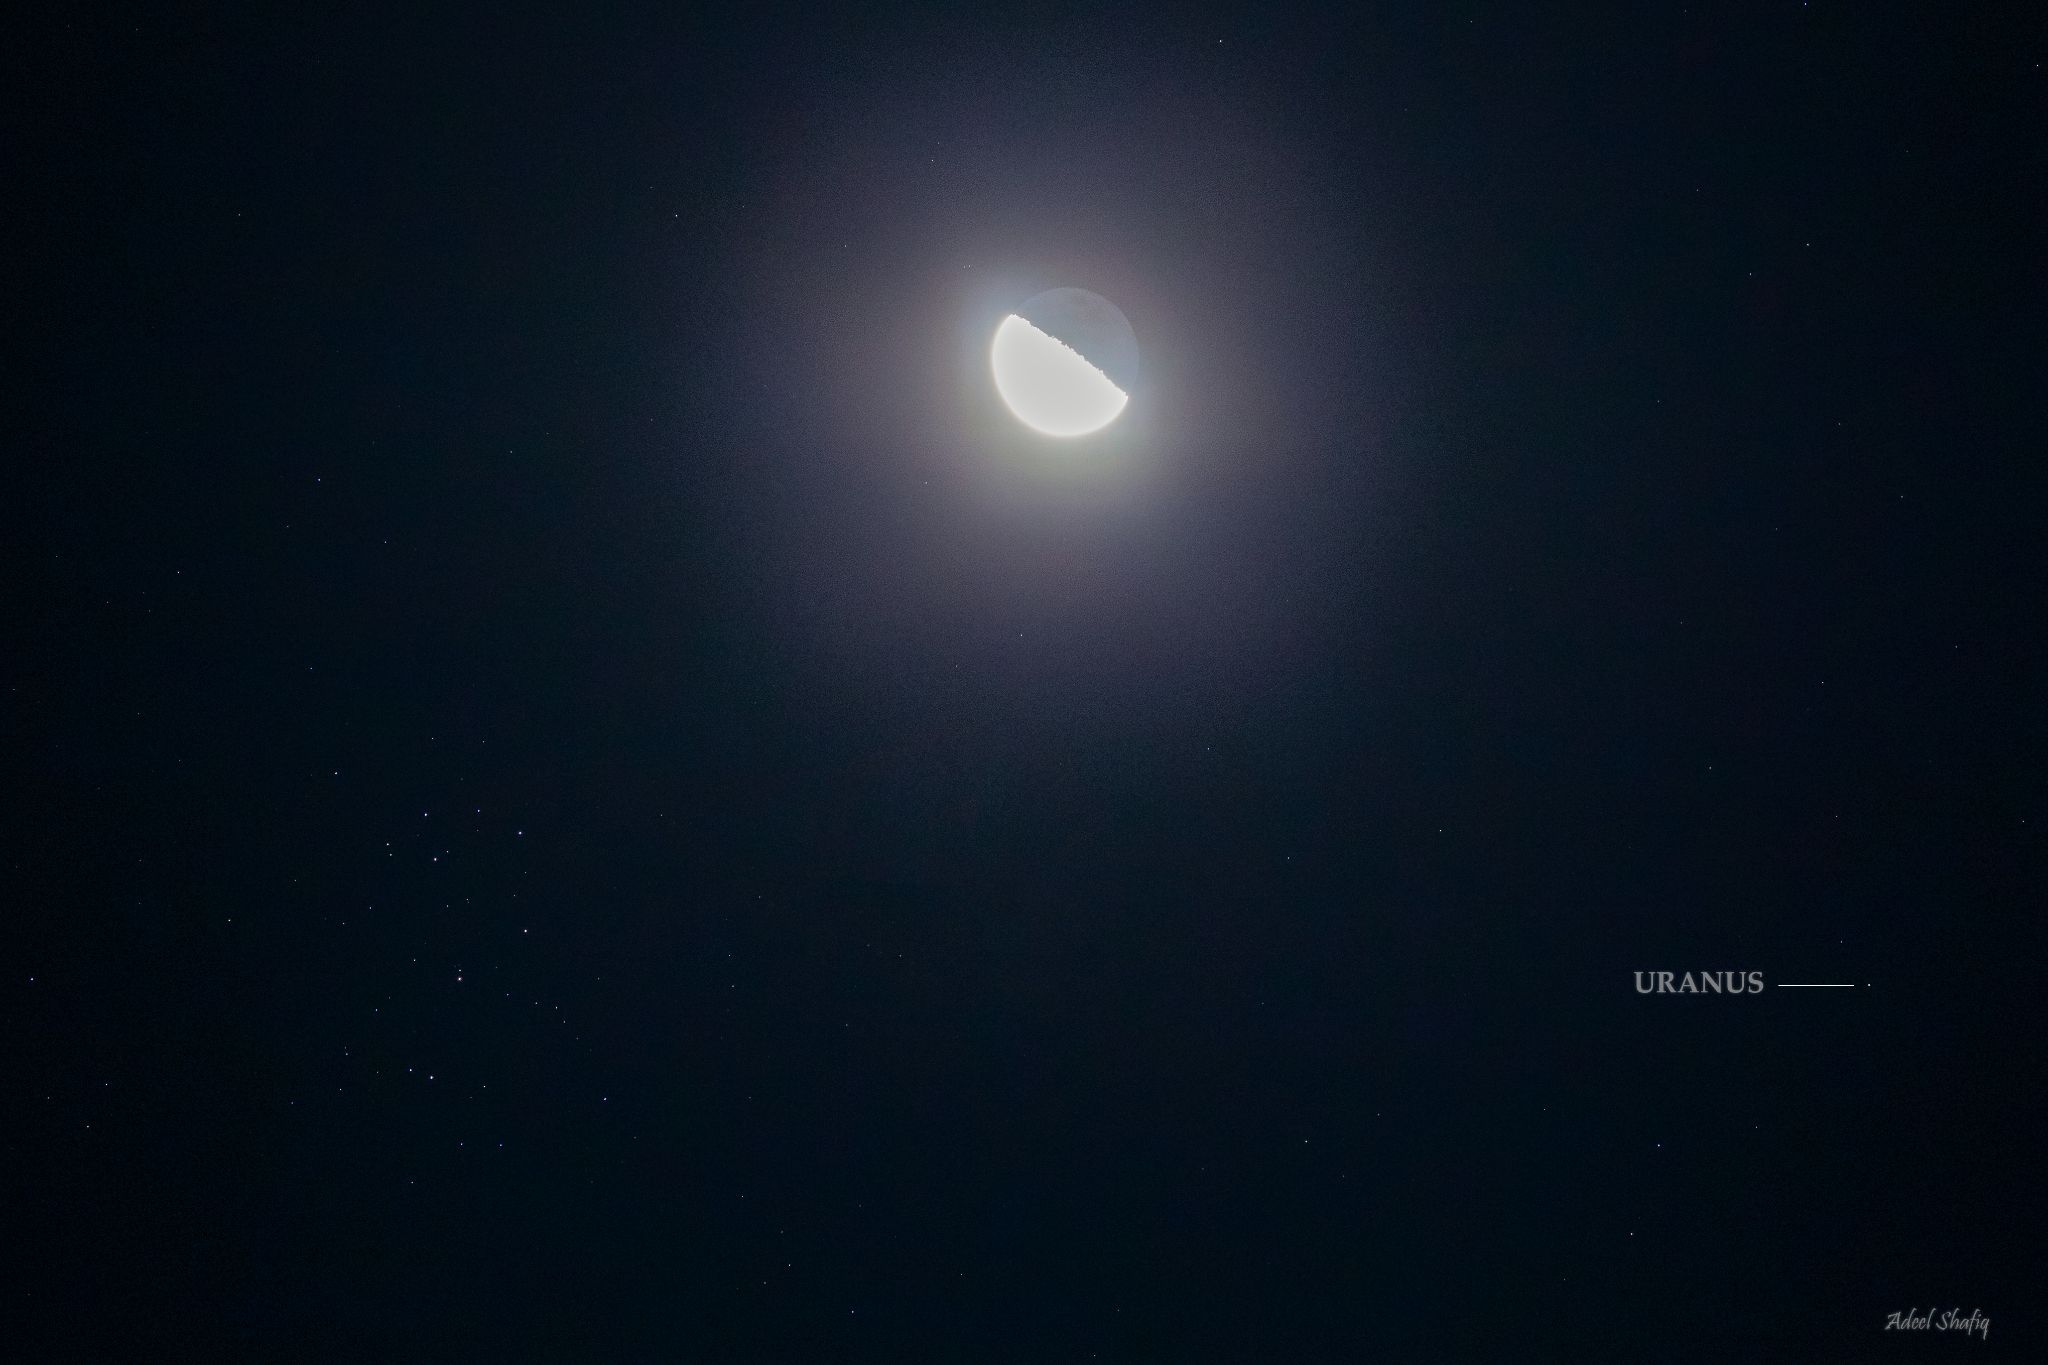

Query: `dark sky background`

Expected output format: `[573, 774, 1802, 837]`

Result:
[14, 2, 2042, 1357]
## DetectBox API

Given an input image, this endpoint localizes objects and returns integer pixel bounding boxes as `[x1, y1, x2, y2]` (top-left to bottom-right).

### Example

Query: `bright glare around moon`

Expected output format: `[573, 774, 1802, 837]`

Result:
[990, 313, 1130, 438]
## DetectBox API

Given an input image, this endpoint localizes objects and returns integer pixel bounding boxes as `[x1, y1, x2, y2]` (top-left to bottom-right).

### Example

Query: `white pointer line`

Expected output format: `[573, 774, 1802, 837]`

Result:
[1776, 983, 1857, 988]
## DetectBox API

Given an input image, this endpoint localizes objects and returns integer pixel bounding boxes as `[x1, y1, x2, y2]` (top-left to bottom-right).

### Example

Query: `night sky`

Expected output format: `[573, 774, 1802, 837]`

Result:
[16, 2, 2042, 1357]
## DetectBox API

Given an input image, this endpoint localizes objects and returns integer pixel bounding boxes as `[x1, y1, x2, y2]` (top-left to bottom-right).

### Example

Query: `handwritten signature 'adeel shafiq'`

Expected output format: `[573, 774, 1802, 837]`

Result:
[1884, 1308, 1989, 1340]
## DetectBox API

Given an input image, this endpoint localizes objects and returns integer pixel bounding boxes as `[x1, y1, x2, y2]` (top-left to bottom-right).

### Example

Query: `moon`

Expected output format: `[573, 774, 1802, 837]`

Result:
[990, 288, 1138, 438]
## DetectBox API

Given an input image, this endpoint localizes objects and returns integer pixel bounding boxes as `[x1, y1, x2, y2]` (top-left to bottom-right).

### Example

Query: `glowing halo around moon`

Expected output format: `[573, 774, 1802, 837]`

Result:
[990, 311, 1130, 438]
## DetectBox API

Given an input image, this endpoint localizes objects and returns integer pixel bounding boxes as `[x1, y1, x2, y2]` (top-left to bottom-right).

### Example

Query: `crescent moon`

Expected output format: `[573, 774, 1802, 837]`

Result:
[990, 313, 1130, 438]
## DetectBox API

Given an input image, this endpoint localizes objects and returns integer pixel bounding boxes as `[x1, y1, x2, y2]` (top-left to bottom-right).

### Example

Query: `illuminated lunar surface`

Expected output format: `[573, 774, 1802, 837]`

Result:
[990, 315, 1128, 437]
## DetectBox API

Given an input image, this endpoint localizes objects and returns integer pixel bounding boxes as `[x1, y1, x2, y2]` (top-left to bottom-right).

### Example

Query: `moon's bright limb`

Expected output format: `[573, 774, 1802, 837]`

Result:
[990, 313, 1130, 437]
